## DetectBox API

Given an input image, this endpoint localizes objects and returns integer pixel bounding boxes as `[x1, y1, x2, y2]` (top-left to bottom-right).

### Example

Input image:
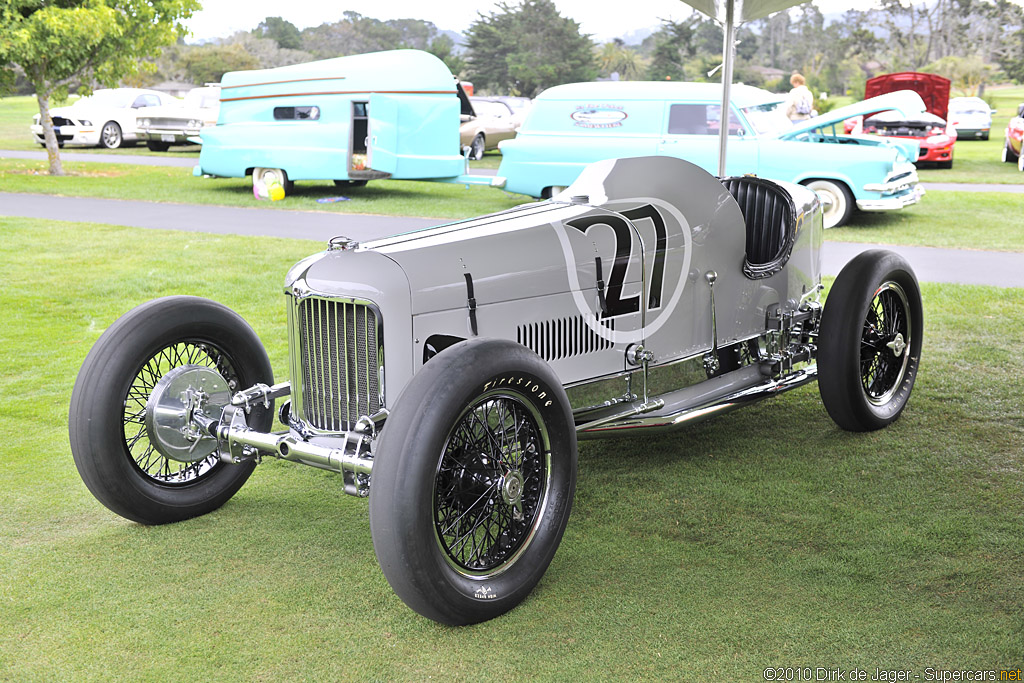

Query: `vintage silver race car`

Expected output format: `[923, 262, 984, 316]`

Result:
[69, 156, 923, 625]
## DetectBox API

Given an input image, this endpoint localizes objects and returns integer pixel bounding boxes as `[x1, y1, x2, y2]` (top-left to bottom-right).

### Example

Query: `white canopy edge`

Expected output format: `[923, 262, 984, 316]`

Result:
[683, 0, 809, 24]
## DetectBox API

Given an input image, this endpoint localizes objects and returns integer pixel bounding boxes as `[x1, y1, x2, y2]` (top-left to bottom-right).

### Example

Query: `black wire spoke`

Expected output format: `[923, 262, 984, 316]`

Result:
[439, 481, 500, 540]
[119, 340, 236, 486]
[435, 395, 546, 573]
[860, 289, 909, 398]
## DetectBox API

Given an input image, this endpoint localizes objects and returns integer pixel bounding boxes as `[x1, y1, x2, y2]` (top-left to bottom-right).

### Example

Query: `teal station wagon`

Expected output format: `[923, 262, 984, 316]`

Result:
[496, 81, 926, 228]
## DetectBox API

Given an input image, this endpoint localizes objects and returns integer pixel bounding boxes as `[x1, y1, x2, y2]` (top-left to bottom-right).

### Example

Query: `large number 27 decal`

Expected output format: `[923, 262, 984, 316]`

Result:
[566, 204, 668, 318]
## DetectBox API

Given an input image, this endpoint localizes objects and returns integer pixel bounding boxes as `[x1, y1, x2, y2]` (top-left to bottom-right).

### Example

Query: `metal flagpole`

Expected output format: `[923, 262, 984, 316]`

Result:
[717, 0, 737, 178]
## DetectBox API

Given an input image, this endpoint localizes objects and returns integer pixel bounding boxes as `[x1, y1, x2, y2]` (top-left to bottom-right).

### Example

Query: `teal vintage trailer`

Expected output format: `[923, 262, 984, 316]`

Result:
[195, 50, 490, 192]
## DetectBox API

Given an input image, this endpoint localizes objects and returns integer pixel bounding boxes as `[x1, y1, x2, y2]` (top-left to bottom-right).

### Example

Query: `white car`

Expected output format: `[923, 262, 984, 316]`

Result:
[30, 88, 176, 149]
[948, 96, 995, 140]
[137, 86, 221, 151]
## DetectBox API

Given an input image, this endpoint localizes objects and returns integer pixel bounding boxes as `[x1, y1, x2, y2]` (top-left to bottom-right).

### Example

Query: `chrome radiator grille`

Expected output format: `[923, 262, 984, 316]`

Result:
[290, 296, 383, 432]
[145, 117, 189, 129]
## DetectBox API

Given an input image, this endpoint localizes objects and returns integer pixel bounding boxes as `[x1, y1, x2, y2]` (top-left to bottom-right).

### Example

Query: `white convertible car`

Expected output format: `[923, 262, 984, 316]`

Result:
[31, 88, 176, 149]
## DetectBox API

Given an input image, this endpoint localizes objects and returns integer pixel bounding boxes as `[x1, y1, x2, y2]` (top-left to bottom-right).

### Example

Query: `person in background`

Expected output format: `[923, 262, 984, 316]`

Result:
[785, 73, 814, 121]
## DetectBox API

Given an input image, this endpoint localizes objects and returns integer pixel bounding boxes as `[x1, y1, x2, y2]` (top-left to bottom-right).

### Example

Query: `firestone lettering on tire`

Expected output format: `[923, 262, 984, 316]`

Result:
[482, 376, 552, 406]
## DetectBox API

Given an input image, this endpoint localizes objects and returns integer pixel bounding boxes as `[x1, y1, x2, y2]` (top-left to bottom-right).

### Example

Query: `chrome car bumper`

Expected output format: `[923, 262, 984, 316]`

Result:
[857, 184, 925, 212]
[858, 169, 923, 212]
[139, 129, 200, 144]
[30, 123, 101, 146]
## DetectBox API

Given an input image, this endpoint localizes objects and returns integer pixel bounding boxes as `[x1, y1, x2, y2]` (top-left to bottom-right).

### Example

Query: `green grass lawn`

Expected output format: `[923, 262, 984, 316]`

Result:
[1, 217, 1022, 680]
[908, 85, 1024, 185]
[827, 190, 1024, 251]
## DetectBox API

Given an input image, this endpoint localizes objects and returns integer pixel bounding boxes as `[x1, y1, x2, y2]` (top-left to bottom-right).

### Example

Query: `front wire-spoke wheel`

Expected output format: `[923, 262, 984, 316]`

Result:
[818, 250, 923, 431]
[123, 341, 238, 486]
[70, 296, 274, 524]
[370, 338, 576, 625]
[435, 394, 549, 577]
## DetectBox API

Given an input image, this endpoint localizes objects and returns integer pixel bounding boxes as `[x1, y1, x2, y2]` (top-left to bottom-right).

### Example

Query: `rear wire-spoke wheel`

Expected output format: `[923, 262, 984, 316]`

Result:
[818, 250, 923, 431]
[69, 296, 274, 524]
[370, 338, 576, 625]
[859, 283, 912, 407]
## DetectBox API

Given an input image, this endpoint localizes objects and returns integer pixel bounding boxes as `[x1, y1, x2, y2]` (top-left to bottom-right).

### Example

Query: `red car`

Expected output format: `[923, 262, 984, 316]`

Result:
[845, 72, 957, 168]
[1002, 102, 1024, 170]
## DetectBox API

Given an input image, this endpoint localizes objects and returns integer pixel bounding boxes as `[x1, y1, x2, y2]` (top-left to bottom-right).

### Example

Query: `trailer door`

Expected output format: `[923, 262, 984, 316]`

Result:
[367, 93, 463, 178]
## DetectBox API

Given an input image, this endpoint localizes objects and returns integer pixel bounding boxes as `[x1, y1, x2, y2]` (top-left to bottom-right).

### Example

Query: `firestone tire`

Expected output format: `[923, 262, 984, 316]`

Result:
[369, 338, 577, 625]
[69, 296, 275, 525]
[817, 250, 923, 432]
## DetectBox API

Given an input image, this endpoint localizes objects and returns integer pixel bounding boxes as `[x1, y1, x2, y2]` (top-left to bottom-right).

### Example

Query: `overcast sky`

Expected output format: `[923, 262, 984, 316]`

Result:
[184, 0, 889, 43]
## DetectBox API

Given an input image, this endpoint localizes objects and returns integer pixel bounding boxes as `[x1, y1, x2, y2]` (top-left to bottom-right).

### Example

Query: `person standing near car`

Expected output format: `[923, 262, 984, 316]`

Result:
[785, 73, 814, 121]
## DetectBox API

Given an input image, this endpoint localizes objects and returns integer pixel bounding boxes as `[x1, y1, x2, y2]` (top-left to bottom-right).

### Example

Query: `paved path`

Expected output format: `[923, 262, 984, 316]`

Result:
[3, 192, 1022, 287]
[0, 192, 436, 242]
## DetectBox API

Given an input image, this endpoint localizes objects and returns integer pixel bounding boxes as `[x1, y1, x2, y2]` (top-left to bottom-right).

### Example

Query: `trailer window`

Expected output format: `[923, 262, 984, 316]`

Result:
[274, 106, 320, 121]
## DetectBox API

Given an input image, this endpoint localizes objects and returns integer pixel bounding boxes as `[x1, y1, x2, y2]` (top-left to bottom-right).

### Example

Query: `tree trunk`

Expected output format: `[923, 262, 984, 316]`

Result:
[36, 89, 65, 176]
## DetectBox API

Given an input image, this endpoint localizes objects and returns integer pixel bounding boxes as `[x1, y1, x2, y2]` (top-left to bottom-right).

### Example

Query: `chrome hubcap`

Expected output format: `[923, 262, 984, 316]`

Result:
[501, 470, 525, 521]
[886, 332, 907, 357]
[145, 364, 231, 463]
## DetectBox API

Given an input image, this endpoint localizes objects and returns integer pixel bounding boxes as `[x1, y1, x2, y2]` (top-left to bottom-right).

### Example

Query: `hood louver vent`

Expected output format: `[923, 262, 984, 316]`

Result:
[517, 314, 615, 361]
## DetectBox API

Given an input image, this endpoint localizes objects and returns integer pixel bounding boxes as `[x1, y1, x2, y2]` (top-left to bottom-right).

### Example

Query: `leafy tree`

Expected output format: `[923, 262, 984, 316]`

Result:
[926, 54, 997, 95]
[181, 43, 260, 85]
[597, 39, 647, 81]
[299, 12, 444, 59]
[0, 0, 198, 175]
[646, 17, 702, 81]
[427, 34, 466, 78]
[254, 16, 302, 51]
[465, 0, 596, 97]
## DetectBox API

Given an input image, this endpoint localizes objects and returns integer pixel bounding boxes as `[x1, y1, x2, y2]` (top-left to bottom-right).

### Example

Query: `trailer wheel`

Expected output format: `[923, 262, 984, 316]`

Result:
[369, 338, 577, 625]
[818, 250, 923, 431]
[253, 167, 294, 197]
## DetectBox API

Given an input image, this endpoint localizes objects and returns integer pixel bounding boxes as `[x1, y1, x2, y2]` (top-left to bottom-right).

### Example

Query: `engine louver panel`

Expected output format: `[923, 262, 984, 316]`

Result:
[295, 297, 382, 432]
[517, 314, 615, 362]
